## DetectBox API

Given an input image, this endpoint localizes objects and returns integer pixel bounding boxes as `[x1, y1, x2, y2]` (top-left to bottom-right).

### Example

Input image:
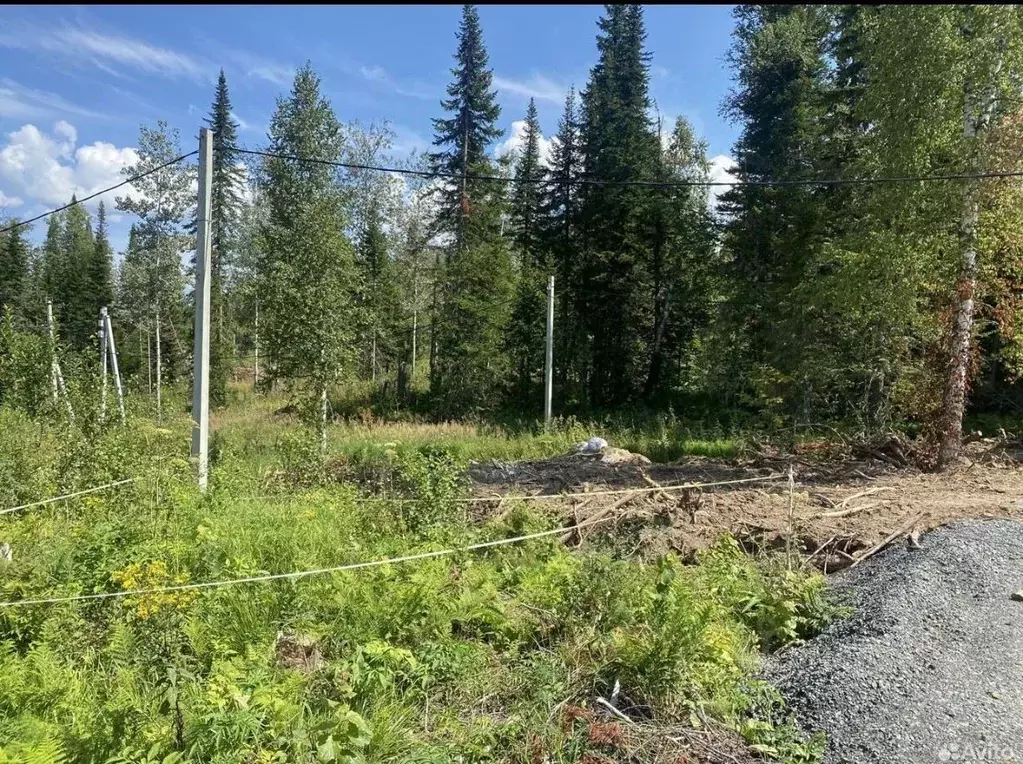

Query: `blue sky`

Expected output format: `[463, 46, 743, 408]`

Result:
[0, 4, 740, 252]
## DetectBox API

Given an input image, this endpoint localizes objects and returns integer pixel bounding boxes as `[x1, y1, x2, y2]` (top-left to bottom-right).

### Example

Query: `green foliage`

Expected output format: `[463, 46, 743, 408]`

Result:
[0, 402, 832, 763]
[429, 4, 515, 418]
[257, 63, 360, 448]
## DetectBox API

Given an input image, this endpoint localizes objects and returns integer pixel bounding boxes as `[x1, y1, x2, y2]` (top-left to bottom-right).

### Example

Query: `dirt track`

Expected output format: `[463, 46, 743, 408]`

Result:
[467, 440, 1023, 570]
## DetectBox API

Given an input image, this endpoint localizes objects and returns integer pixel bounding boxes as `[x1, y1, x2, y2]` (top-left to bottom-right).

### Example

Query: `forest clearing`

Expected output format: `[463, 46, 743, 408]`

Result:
[4, 3, 1023, 762]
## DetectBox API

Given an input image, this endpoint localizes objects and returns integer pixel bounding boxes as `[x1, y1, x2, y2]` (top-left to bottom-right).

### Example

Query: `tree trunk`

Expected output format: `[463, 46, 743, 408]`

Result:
[935, 60, 1001, 469]
[371, 326, 377, 383]
[155, 306, 162, 423]
[319, 380, 328, 455]
[936, 185, 979, 468]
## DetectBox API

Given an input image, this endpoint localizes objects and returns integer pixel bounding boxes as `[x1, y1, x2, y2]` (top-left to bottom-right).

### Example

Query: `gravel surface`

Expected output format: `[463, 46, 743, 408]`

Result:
[766, 518, 1023, 764]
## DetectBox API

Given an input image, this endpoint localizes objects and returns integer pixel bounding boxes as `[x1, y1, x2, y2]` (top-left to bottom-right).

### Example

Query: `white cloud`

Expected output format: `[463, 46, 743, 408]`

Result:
[495, 119, 553, 167]
[0, 22, 207, 82]
[0, 190, 23, 208]
[0, 121, 138, 210]
[708, 154, 738, 215]
[493, 73, 566, 105]
[231, 111, 255, 132]
[222, 49, 294, 87]
[357, 64, 434, 100]
[0, 78, 109, 121]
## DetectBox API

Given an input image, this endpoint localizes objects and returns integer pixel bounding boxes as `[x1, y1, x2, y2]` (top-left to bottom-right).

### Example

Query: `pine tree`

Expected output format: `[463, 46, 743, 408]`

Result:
[577, 3, 662, 405]
[258, 62, 359, 450]
[428, 4, 514, 416]
[0, 221, 29, 314]
[203, 70, 245, 408]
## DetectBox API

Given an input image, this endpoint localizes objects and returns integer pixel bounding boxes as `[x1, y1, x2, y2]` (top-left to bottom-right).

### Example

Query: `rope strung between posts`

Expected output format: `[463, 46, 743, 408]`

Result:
[0, 478, 138, 516]
[0, 513, 622, 608]
[241, 473, 788, 505]
[0, 473, 789, 609]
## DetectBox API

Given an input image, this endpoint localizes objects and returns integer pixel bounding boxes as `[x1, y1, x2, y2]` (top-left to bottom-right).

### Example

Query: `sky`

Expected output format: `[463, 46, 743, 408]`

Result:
[0, 5, 740, 253]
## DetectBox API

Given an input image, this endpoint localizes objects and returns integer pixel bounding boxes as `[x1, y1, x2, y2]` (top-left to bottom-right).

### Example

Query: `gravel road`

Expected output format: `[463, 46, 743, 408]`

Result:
[766, 518, 1023, 764]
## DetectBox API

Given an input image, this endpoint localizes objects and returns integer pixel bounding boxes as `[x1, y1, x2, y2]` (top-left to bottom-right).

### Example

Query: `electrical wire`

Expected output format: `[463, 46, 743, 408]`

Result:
[230, 145, 1023, 189]
[0, 152, 199, 235]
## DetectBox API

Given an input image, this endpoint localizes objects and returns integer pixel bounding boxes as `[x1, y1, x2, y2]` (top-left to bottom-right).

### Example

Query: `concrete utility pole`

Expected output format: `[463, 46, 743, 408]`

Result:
[103, 308, 125, 425]
[190, 127, 214, 491]
[544, 275, 554, 426]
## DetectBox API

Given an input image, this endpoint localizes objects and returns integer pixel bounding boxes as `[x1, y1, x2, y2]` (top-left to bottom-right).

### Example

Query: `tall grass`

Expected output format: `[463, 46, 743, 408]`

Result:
[0, 390, 828, 762]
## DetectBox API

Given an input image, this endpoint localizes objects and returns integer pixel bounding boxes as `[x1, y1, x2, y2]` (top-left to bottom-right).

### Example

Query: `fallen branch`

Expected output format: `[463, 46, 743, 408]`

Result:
[820, 501, 881, 519]
[641, 472, 673, 503]
[850, 512, 924, 568]
[595, 697, 634, 725]
[559, 492, 638, 544]
[838, 486, 892, 509]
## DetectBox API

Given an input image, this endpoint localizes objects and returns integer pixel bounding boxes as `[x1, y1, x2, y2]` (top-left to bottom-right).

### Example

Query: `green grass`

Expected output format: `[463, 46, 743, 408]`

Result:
[0, 389, 829, 763]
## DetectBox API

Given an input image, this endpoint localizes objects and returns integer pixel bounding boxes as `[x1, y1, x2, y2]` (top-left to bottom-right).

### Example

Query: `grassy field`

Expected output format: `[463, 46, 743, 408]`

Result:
[0, 384, 835, 763]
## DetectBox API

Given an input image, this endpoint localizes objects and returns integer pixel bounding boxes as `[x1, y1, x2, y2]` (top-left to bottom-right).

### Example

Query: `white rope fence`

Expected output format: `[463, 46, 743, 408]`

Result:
[0, 478, 138, 517]
[0, 473, 788, 609]
[244, 473, 788, 505]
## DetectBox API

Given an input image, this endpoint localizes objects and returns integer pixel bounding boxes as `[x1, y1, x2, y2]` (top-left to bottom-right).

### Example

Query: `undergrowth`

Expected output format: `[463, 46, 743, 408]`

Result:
[0, 397, 835, 763]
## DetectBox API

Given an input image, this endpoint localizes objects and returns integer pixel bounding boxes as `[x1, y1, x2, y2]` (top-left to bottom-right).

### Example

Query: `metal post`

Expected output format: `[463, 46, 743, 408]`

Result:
[190, 127, 214, 491]
[105, 309, 126, 425]
[544, 275, 554, 425]
[99, 308, 108, 423]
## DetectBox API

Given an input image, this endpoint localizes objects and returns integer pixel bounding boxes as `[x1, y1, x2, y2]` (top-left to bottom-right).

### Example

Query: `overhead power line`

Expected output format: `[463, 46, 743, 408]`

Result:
[230, 145, 1023, 189]
[0, 152, 199, 235]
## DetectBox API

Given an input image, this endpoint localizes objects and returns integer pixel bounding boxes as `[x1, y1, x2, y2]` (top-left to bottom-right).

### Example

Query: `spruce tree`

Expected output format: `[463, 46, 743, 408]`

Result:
[41, 215, 62, 307]
[540, 87, 583, 400]
[718, 4, 832, 417]
[428, 4, 514, 416]
[509, 98, 546, 261]
[355, 202, 401, 381]
[577, 3, 662, 405]
[56, 198, 96, 349]
[506, 99, 549, 404]
[203, 70, 245, 407]
[0, 222, 29, 314]
[258, 62, 359, 450]
[88, 201, 114, 317]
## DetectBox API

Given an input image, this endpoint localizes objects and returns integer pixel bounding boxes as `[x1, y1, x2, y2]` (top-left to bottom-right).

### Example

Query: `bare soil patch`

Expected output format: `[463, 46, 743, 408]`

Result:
[467, 439, 1023, 572]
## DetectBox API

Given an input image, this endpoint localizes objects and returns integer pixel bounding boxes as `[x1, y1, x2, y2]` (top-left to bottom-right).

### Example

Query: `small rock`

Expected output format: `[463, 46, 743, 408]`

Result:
[1010, 590, 1023, 602]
